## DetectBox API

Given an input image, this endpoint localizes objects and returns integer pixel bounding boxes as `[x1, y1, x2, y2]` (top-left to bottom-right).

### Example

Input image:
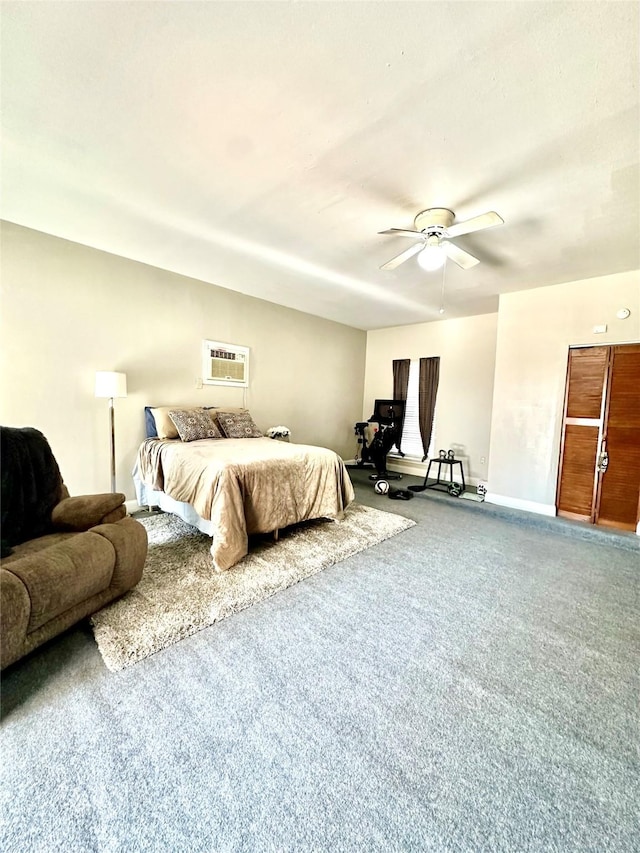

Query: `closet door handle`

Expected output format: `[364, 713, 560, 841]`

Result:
[597, 450, 609, 473]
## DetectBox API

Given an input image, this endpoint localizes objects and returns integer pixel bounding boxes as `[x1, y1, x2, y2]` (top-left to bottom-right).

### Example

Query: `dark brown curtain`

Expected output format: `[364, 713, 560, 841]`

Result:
[392, 359, 410, 452]
[418, 357, 440, 461]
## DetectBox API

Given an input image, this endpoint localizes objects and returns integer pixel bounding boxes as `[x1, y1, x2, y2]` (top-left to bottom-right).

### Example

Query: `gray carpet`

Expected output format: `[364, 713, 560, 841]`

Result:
[1, 478, 639, 852]
[91, 504, 415, 671]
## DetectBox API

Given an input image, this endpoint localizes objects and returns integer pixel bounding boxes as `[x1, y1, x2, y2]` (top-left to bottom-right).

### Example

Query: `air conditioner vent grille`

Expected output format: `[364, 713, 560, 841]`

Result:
[202, 340, 249, 387]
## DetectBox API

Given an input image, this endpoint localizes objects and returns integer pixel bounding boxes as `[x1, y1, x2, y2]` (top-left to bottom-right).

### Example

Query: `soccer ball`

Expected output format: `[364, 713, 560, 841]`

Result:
[374, 479, 390, 495]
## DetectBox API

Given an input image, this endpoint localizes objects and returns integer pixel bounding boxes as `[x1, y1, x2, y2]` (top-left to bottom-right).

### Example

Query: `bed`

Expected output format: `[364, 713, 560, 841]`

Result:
[133, 407, 355, 571]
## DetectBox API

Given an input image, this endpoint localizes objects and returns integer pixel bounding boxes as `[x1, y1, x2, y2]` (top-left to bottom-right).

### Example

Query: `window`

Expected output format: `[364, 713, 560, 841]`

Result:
[390, 359, 436, 460]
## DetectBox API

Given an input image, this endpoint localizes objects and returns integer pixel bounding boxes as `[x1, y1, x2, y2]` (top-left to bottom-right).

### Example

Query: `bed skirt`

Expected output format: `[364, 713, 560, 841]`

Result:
[133, 475, 215, 536]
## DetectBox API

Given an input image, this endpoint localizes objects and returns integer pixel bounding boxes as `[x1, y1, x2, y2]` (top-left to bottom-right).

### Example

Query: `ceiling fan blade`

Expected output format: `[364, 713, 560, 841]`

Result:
[378, 228, 426, 239]
[380, 242, 424, 270]
[446, 211, 504, 238]
[442, 241, 480, 270]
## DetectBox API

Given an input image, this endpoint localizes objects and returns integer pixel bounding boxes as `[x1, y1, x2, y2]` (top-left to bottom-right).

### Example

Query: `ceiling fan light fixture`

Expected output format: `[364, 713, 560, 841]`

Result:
[379, 206, 500, 271]
[417, 241, 446, 271]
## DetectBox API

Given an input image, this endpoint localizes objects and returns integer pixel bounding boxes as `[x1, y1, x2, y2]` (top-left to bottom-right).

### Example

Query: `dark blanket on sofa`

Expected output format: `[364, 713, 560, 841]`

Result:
[1, 427, 64, 557]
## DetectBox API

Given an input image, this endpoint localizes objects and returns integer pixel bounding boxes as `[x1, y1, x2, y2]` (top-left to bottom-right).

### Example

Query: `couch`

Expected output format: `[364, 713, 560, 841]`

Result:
[1, 426, 147, 670]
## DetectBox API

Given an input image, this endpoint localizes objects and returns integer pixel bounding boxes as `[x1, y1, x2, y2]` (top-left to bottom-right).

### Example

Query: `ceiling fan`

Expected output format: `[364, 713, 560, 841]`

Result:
[379, 208, 504, 272]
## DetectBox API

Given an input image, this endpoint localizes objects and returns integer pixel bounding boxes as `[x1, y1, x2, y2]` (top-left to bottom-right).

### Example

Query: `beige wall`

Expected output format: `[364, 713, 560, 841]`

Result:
[3, 220, 637, 518]
[0, 222, 366, 499]
[487, 271, 640, 512]
[364, 313, 499, 484]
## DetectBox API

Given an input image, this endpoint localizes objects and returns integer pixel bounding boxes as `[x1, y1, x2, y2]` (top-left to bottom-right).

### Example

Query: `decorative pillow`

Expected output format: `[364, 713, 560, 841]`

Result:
[209, 406, 248, 418]
[144, 407, 159, 438]
[168, 409, 224, 442]
[216, 411, 263, 438]
[150, 406, 215, 439]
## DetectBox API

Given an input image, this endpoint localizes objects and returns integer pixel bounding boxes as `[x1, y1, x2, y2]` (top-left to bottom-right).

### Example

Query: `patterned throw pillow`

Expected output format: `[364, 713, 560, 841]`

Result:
[168, 409, 223, 442]
[215, 411, 263, 438]
[150, 406, 216, 439]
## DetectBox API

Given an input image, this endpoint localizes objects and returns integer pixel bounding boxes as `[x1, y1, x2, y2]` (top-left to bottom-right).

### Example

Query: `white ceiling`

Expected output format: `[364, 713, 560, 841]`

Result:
[1, 1, 639, 330]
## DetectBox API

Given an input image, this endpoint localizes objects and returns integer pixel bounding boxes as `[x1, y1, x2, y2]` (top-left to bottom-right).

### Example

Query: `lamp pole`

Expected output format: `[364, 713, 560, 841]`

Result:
[95, 371, 127, 494]
[109, 396, 116, 493]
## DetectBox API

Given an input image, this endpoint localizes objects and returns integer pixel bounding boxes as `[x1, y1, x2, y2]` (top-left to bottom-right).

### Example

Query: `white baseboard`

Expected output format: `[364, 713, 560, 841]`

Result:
[485, 493, 557, 517]
[386, 459, 426, 478]
[486, 493, 640, 535]
[387, 459, 479, 488]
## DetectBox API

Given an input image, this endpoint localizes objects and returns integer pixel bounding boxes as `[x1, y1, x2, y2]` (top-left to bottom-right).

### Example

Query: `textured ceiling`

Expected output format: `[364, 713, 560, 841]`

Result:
[1, 1, 639, 330]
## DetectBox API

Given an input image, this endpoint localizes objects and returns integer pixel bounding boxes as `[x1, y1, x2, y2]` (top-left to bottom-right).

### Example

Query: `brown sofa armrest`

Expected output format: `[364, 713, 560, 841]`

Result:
[51, 494, 126, 531]
[91, 517, 148, 595]
[0, 569, 32, 670]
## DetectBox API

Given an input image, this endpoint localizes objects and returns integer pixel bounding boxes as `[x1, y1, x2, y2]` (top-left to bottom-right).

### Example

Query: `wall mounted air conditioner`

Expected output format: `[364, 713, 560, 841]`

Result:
[202, 340, 249, 387]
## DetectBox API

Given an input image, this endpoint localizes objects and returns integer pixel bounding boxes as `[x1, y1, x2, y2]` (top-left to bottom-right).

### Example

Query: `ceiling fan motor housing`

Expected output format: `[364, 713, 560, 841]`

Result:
[414, 208, 455, 233]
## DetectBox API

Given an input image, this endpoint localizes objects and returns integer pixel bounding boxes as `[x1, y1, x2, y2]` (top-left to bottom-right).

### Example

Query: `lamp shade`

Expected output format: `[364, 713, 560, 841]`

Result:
[95, 371, 127, 398]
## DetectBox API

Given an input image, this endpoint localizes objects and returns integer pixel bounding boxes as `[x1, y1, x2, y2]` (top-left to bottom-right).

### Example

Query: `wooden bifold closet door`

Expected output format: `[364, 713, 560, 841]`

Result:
[557, 344, 640, 532]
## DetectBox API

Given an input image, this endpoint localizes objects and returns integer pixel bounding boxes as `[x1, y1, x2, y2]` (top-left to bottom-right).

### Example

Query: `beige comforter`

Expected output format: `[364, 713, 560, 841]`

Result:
[136, 437, 355, 571]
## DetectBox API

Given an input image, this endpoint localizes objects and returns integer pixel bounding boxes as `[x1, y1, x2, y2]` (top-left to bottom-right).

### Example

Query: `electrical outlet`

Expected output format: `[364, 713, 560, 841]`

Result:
[195, 377, 203, 389]
[593, 324, 607, 334]
[480, 456, 486, 464]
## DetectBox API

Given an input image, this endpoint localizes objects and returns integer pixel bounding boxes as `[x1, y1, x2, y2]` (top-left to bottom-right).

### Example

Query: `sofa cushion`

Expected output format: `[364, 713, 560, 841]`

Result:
[7, 531, 116, 632]
[91, 517, 148, 596]
[1, 532, 77, 565]
[0, 570, 31, 669]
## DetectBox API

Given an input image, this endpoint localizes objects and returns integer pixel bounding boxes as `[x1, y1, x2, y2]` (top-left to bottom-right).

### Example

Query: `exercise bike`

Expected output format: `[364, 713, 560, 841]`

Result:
[353, 399, 405, 481]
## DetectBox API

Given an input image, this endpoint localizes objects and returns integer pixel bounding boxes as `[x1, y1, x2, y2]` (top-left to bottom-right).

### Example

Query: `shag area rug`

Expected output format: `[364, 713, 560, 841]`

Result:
[91, 504, 415, 671]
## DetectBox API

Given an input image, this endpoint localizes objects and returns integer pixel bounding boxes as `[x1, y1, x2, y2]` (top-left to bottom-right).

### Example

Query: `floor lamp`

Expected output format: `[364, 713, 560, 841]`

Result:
[95, 371, 127, 493]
